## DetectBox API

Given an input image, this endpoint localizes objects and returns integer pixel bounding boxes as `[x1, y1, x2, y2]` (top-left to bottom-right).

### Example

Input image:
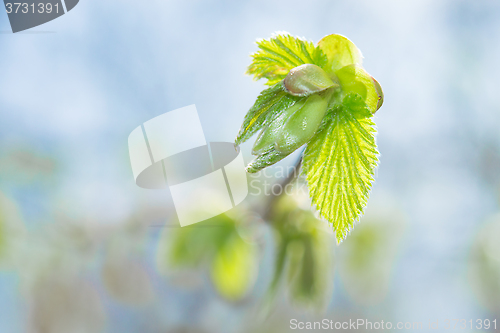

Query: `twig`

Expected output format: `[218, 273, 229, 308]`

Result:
[261, 149, 304, 222]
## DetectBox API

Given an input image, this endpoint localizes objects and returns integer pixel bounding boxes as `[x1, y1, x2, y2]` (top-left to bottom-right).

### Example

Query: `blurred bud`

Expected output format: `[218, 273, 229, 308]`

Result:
[285, 221, 333, 308]
[210, 234, 258, 301]
[265, 194, 334, 310]
[275, 92, 331, 155]
[252, 99, 306, 156]
[251, 90, 331, 166]
[336, 64, 382, 114]
[468, 214, 500, 312]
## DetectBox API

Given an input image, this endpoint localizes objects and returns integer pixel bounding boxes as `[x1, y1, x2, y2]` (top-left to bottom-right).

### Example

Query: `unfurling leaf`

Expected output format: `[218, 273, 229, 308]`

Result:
[252, 98, 306, 156]
[302, 93, 378, 242]
[275, 91, 332, 155]
[317, 34, 363, 74]
[246, 148, 287, 173]
[247, 33, 327, 86]
[336, 64, 383, 113]
[235, 83, 300, 147]
[237, 33, 383, 239]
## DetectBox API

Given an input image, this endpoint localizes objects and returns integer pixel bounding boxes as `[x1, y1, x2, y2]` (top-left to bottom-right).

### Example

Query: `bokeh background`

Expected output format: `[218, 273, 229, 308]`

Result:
[1, 0, 500, 332]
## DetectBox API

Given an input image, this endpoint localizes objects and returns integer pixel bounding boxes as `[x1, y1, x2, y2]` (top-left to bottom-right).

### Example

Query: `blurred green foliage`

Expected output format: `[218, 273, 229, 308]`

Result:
[469, 214, 500, 313]
[158, 213, 258, 301]
[0, 192, 26, 269]
[0, 193, 108, 331]
[157, 182, 338, 310]
[0, 145, 409, 329]
[266, 192, 334, 309]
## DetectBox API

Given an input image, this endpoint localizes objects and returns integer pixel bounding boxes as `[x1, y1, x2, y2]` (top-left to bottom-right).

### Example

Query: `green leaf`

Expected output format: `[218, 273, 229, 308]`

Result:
[302, 93, 379, 242]
[247, 33, 327, 86]
[317, 34, 363, 74]
[235, 83, 301, 146]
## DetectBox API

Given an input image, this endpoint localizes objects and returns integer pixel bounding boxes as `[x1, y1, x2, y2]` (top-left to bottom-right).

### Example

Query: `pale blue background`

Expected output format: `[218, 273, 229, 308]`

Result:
[1, 0, 500, 332]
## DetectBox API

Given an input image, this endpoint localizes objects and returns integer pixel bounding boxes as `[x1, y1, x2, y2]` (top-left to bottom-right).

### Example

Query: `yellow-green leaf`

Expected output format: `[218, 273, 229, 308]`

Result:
[317, 34, 363, 74]
[247, 33, 327, 86]
[302, 93, 379, 242]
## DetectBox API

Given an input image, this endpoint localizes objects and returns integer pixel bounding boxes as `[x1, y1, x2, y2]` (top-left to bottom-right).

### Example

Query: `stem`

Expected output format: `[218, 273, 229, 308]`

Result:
[262, 149, 304, 221]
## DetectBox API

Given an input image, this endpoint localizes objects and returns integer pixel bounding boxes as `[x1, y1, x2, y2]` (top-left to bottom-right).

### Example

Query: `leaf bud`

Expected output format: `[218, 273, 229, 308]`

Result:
[283, 64, 338, 97]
